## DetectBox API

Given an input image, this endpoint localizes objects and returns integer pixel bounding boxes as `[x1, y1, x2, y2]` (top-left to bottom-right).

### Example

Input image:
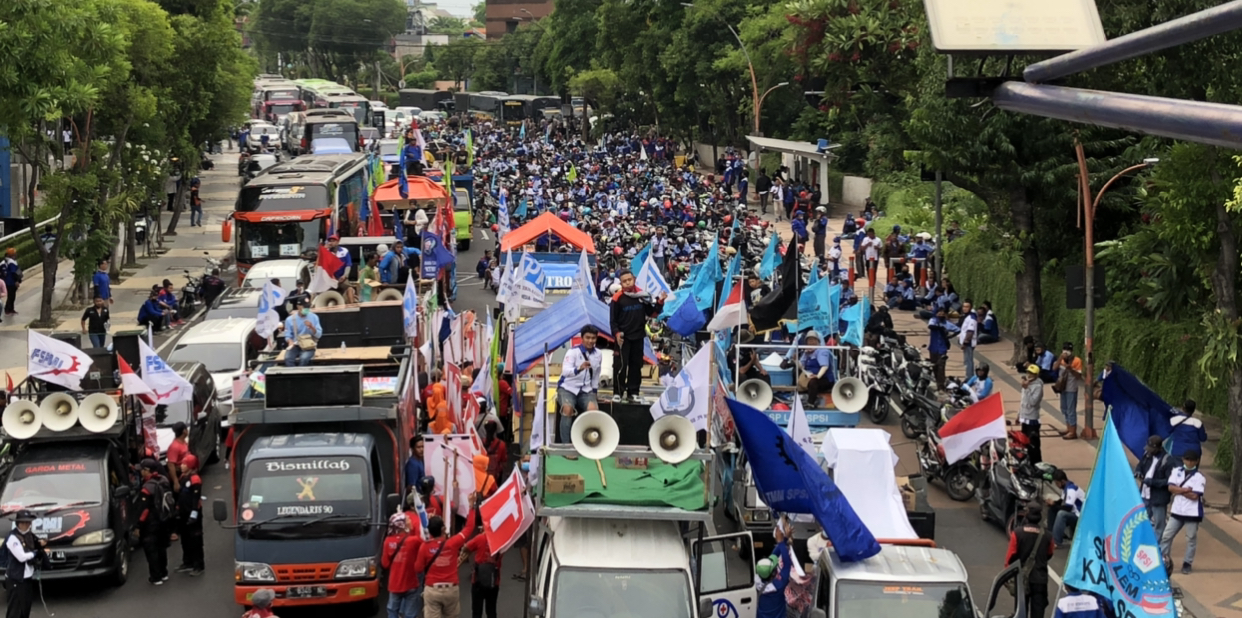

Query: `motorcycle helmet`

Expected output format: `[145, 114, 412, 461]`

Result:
[903, 347, 921, 362]
[723, 215, 733, 225]
[417, 476, 436, 496]
[613, 247, 623, 256]
[491, 224, 499, 232]
[697, 221, 707, 229]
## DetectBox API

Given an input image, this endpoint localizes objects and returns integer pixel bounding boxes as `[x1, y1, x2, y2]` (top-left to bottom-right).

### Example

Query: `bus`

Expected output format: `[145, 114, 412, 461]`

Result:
[467, 91, 508, 119]
[499, 95, 562, 125]
[223, 153, 372, 282]
[293, 80, 372, 126]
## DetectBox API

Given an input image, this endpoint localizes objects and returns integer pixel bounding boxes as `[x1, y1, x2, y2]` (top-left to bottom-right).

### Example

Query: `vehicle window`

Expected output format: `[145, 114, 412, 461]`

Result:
[454, 191, 470, 212]
[378, 142, 400, 158]
[2, 459, 104, 511]
[553, 569, 691, 618]
[269, 104, 296, 116]
[236, 220, 321, 262]
[339, 169, 366, 228]
[169, 342, 243, 373]
[816, 565, 831, 609]
[309, 122, 358, 143]
[834, 582, 973, 618]
[243, 456, 369, 517]
[697, 536, 753, 594]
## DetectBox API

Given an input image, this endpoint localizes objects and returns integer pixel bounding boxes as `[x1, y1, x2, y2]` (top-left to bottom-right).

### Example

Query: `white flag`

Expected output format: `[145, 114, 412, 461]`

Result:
[513, 253, 545, 310]
[256, 281, 286, 339]
[27, 331, 92, 390]
[402, 275, 419, 338]
[497, 190, 511, 239]
[649, 344, 711, 431]
[787, 396, 818, 461]
[528, 377, 547, 487]
[497, 251, 517, 307]
[635, 254, 672, 298]
[571, 249, 595, 296]
[139, 338, 194, 404]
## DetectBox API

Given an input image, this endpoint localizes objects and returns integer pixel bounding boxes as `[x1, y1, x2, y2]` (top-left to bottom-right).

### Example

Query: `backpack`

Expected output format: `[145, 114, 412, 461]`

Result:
[474, 559, 498, 589]
[148, 477, 175, 523]
[0, 531, 13, 571]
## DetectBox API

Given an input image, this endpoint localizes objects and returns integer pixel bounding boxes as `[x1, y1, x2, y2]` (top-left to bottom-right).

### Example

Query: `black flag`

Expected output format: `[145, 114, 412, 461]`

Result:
[750, 234, 800, 333]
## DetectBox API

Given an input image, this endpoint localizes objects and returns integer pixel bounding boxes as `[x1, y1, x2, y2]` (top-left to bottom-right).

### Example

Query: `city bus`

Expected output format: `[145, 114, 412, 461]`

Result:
[499, 95, 562, 125]
[467, 91, 508, 120]
[222, 153, 372, 282]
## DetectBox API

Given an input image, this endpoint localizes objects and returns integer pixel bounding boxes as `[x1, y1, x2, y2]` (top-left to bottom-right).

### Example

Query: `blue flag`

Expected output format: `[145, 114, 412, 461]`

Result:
[632, 240, 651, 273]
[840, 296, 869, 346]
[666, 293, 707, 337]
[1099, 366, 1175, 458]
[519, 123, 526, 140]
[758, 232, 780, 279]
[691, 239, 721, 311]
[826, 284, 841, 335]
[797, 273, 832, 336]
[1064, 418, 1175, 617]
[718, 253, 741, 311]
[513, 198, 528, 219]
[420, 232, 456, 279]
[726, 398, 880, 562]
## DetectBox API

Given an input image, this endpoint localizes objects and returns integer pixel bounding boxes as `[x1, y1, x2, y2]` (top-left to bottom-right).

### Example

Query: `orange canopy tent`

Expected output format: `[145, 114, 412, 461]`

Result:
[500, 211, 597, 253]
[371, 176, 450, 210]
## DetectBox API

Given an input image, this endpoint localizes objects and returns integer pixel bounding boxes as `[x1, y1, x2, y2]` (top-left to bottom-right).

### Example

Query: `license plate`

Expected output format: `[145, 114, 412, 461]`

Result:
[286, 586, 328, 599]
[49, 551, 66, 562]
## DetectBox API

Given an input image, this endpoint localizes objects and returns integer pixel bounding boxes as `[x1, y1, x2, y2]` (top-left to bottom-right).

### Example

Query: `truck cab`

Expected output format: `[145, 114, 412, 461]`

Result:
[529, 440, 758, 618]
[808, 543, 976, 618]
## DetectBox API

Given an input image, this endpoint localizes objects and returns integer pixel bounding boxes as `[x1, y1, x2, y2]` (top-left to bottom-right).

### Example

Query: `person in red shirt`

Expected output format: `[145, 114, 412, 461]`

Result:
[462, 531, 501, 618]
[241, 588, 277, 618]
[483, 421, 508, 482]
[414, 496, 478, 618]
[382, 512, 424, 618]
[417, 476, 445, 520]
[165, 422, 190, 491]
[496, 373, 513, 439]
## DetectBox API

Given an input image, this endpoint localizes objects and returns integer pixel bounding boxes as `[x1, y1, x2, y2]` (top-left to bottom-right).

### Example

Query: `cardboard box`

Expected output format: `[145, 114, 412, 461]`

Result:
[615, 456, 649, 470]
[545, 474, 585, 494]
[897, 475, 917, 512]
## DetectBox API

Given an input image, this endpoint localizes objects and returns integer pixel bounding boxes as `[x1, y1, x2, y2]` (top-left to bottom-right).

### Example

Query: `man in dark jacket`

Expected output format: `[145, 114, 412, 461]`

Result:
[175, 454, 204, 576]
[609, 271, 663, 403]
[756, 171, 773, 214]
[138, 458, 171, 584]
[1005, 503, 1054, 618]
[1136, 435, 1175, 540]
[5, 510, 47, 618]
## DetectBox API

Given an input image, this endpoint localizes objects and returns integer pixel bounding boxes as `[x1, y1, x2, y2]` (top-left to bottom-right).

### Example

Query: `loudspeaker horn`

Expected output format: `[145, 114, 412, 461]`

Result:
[648, 415, 696, 464]
[2, 401, 42, 439]
[78, 393, 119, 433]
[39, 393, 80, 432]
[831, 377, 869, 413]
[738, 379, 773, 410]
[312, 290, 345, 308]
[375, 288, 403, 302]
[570, 411, 620, 460]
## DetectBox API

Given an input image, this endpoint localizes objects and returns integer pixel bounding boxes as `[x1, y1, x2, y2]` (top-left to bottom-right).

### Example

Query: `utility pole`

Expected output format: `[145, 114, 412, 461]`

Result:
[933, 171, 943, 282]
[374, 60, 382, 101]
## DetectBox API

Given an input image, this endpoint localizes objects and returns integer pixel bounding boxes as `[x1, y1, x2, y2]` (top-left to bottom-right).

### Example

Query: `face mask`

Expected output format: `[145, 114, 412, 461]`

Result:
[520, 462, 530, 472]
[301, 308, 310, 316]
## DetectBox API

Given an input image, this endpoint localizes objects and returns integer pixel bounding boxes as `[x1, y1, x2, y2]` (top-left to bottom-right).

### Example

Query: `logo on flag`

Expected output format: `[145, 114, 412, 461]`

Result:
[635, 254, 672, 299]
[402, 276, 419, 338]
[27, 331, 92, 390]
[480, 469, 535, 555]
[139, 338, 193, 403]
[650, 344, 710, 430]
[256, 281, 286, 339]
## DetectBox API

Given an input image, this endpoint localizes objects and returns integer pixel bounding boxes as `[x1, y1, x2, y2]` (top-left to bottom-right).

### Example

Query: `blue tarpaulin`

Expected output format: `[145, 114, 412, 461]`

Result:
[513, 290, 612, 371]
[1099, 365, 1175, 459]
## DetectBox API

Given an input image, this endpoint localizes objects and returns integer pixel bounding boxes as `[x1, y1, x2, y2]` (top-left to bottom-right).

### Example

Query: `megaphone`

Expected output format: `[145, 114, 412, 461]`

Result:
[570, 411, 620, 460]
[648, 415, 695, 464]
[831, 377, 869, 413]
[737, 379, 773, 410]
[39, 393, 80, 432]
[375, 288, 403, 302]
[2, 401, 42, 439]
[312, 290, 345, 308]
[78, 393, 119, 433]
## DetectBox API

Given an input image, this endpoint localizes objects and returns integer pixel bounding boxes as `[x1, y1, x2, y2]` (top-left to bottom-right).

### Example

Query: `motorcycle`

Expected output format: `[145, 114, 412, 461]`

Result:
[977, 429, 1062, 530]
[915, 425, 978, 501]
[856, 346, 896, 424]
[178, 253, 223, 320]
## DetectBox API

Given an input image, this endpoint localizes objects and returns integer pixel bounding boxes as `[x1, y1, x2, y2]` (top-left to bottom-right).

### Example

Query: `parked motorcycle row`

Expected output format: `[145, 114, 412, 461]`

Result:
[859, 335, 1060, 528]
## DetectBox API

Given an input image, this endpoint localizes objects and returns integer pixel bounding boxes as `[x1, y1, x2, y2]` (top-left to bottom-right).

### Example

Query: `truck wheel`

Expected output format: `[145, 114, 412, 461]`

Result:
[207, 428, 222, 465]
[110, 543, 129, 587]
[458, 239, 471, 251]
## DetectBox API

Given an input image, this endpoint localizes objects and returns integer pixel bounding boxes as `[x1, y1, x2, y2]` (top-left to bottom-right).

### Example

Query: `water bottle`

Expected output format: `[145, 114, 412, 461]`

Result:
[340, 341, 346, 349]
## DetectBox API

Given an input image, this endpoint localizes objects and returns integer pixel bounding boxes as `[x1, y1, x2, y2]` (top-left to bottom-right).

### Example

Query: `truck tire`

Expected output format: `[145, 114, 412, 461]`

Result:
[207, 428, 222, 465]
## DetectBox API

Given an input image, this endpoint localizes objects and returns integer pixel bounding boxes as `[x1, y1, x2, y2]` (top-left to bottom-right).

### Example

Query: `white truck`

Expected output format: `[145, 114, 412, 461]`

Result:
[806, 540, 980, 618]
[527, 438, 759, 618]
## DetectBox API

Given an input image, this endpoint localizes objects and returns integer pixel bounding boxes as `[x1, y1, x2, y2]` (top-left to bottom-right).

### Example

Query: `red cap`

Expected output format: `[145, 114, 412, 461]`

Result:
[328, 234, 340, 241]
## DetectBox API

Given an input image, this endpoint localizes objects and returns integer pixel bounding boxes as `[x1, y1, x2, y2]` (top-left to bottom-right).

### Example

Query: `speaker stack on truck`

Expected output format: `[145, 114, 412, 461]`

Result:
[2, 392, 121, 439]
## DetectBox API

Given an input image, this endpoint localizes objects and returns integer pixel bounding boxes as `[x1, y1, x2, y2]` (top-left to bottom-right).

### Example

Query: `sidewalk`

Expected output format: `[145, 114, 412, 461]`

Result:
[0, 148, 241, 377]
[839, 242, 1242, 618]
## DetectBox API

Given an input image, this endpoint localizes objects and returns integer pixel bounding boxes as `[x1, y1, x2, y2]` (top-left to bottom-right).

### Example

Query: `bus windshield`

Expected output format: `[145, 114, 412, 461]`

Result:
[235, 219, 322, 262]
[266, 89, 299, 101]
[834, 582, 974, 618]
[268, 104, 297, 116]
[309, 122, 359, 145]
[553, 569, 691, 618]
[502, 100, 526, 123]
[238, 185, 330, 213]
[240, 456, 371, 539]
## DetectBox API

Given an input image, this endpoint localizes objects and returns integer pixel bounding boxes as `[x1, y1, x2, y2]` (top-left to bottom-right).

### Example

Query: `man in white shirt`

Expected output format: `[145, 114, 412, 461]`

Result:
[5, 509, 47, 618]
[1161, 449, 1206, 575]
[958, 308, 978, 375]
[556, 325, 604, 444]
[860, 229, 883, 281]
[651, 228, 671, 272]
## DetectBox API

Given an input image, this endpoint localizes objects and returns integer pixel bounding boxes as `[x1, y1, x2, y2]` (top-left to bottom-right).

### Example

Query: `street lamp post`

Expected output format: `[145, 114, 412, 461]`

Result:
[681, 3, 762, 135]
[519, 9, 543, 95]
[1074, 143, 1158, 440]
[756, 82, 789, 136]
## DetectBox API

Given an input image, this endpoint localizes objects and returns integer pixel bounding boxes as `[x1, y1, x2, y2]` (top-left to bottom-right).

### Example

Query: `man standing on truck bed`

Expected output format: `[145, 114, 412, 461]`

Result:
[609, 272, 664, 403]
[414, 496, 479, 618]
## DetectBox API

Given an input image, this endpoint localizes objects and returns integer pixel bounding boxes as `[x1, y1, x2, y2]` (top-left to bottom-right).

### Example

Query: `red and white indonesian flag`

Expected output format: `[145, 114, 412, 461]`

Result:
[939, 393, 1007, 464]
[310, 244, 345, 295]
[706, 282, 748, 332]
[118, 355, 155, 405]
[27, 330, 92, 390]
[138, 338, 194, 404]
[480, 469, 535, 555]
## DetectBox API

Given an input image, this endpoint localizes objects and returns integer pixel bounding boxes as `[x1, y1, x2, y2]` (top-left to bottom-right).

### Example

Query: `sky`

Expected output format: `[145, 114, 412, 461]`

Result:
[410, 0, 476, 19]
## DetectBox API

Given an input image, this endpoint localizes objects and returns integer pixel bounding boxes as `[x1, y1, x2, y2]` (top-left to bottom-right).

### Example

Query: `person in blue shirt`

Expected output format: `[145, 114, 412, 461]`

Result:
[1050, 469, 1086, 546]
[377, 244, 399, 284]
[976, 303, 1000, 344]
[404, 435, 425, 494]
[137, 290, 171, 332]
[790, 212, 809, 243]
[786, 330, 834, 408]
[1033, 341, 1058, 383]
[1167, 399, 1207, 459]
[886, 279, 916, 311]
[399, 126, 424, 176]
[927, 308, 959, 388]
[963, 363, 993, 402]
[283, 300, 322, 367]
[158, 281, 184, 326]
[1053, 588, 1114, 618]
[92, 260, 112, 305]
[755, 526, 793, 618]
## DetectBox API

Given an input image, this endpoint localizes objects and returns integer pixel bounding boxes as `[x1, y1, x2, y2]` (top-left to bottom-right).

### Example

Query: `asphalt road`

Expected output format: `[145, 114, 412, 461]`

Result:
[34, 152, 1041, 618]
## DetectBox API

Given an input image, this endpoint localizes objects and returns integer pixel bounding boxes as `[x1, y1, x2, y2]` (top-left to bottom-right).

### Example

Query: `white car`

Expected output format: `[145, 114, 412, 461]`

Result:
[241, 258, 311, 290]
[417, 110, 446, 124]
[394, 106, 422, 120]
[370, 100, 388, 111]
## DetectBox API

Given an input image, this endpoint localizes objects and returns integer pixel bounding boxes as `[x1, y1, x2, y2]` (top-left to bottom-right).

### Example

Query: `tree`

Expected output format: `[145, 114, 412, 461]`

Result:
[536, 0, 602, 96]
[569, 68, 619, 141]
[473, 2, 485, 25]
[435, 38, 481, 89]
[427, 15, 467, 35]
